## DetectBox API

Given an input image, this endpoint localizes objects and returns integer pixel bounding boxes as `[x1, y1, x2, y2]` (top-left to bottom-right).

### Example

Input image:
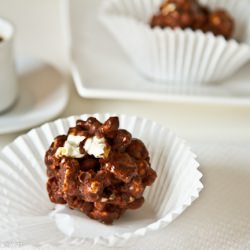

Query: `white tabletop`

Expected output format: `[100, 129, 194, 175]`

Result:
[0, 0, 250, 249]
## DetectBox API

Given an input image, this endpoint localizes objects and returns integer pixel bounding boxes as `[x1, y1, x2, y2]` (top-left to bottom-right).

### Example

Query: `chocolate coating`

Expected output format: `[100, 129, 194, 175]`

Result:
[45, 116, 157, 224]
[205, 10, 234, 40]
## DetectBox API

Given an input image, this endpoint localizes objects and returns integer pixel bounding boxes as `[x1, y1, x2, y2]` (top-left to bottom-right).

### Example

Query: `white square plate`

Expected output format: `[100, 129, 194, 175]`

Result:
[69, 0, 250, 105]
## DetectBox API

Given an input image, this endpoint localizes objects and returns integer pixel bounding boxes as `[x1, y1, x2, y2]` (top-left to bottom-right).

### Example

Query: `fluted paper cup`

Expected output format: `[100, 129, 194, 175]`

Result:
[0, 114, 202, 247]
[100, 0, 250, 85]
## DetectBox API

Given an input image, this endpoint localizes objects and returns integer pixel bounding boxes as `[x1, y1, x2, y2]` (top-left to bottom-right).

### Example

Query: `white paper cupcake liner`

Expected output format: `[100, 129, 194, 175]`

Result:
[101, 0, 250, 85]
[0, 114, 202, 247]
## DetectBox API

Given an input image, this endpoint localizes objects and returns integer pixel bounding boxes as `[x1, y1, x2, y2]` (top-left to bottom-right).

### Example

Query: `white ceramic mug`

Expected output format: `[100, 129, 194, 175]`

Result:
[0, 18, 18, 113]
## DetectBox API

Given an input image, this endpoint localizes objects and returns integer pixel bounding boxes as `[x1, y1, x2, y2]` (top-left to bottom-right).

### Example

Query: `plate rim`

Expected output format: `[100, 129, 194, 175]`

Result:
[71, 62, 250, 106]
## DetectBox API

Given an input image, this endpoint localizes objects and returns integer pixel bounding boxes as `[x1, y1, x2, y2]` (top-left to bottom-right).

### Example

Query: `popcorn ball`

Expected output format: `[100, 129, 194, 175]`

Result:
[45, 116, 157, 224]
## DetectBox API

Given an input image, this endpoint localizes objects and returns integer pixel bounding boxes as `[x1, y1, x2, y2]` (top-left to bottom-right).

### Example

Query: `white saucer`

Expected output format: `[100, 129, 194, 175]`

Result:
[0, 58, 68, 134]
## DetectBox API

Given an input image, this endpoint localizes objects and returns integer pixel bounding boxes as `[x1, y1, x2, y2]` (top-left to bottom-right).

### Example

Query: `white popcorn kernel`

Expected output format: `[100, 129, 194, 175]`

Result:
[55, 147, 69, 158]
[55, 135, 110, 159]
[101, 198, 108, 202]
[162, 3, 176, 15]
[109, 194, 116, 201]
[67, 135, 86, 146]
[55, 135, 86, 158]
[84, 136, 110, 158]
[129, 196, 135, 203]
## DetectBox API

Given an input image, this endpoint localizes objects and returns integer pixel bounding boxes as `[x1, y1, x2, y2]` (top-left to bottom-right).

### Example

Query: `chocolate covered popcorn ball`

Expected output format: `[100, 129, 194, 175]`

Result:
[45, 116, 157, 224]
[151, 0, 205, 29]
[150, 0, 234, 39]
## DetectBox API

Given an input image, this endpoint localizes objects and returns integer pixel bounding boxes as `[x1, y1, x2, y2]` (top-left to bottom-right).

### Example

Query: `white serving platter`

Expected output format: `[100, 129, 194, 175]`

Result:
[69, 0, 250, 105]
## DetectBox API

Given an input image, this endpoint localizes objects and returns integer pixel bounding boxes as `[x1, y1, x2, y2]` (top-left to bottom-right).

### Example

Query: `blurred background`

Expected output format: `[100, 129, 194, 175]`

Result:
[0, 0, 248, 147]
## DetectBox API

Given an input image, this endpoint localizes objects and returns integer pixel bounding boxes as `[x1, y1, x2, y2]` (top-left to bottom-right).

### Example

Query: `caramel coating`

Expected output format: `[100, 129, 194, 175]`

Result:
[151, 0, 234, 39]
[45, 116, 157, 224]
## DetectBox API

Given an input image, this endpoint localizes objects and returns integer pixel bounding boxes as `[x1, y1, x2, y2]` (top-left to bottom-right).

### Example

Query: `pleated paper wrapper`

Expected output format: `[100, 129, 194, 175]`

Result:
[101, 0, 250, 85]
[0, 114, 202, 247]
